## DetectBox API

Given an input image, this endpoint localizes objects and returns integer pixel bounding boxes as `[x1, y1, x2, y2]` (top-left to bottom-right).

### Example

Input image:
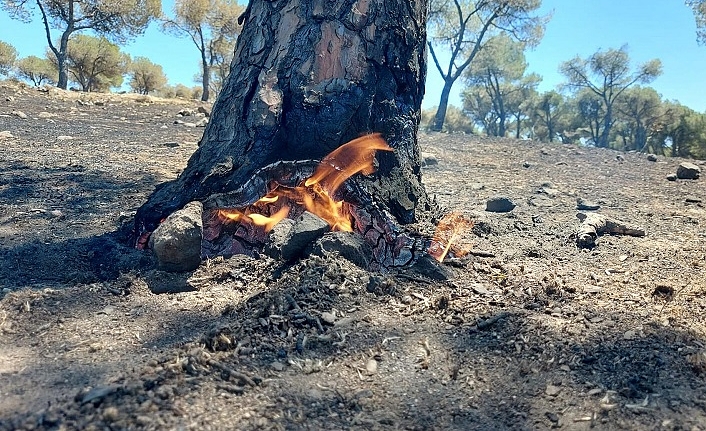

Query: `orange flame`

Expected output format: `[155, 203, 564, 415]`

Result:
[427, 212, 474, 262]
[217, 133, 393, 233]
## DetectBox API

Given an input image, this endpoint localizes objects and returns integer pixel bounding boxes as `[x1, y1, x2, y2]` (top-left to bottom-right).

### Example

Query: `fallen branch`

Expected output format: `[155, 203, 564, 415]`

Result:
[575, 212, 645, 249]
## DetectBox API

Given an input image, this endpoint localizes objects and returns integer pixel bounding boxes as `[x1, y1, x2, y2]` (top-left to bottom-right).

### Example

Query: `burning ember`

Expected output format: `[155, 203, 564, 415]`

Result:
[143, 133, 474, 275]
[212, 134, 392, 235]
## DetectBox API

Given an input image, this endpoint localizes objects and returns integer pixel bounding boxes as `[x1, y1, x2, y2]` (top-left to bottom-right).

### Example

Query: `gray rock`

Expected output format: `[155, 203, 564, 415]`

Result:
[177, 108, 195, 116]
[647, 154, 658, 162]
[148, 201, 203, 272]
[485, 196, 516, 213]
[421, 152, 438, 166]
[576, 197, 600, 211]
[279, 212, 330, 261]
[666, 173, 678, 181]
[308, 231, 371, 268]
[0, 131, 13, 140]
[264, 218, 296, 259]
[195, 117, 208, 127]
[11, 110, 27, 119]
[197, 106, 211, 117]
[677, 162, 701, 180]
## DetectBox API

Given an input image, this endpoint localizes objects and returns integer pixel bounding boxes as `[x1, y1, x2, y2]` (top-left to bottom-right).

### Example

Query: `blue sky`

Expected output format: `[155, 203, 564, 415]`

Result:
[1, 0, 705, 112]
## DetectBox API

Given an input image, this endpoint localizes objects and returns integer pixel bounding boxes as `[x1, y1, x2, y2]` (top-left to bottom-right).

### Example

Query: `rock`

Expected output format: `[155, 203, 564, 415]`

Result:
[279, 212, 330, 261]
[522, 161, 531, 168]
[177, 108, 195, 116]
[647, 154, 658, 162]
[163, 142, 179, 148]
[80, 385, 120, 405]
[676, 162, 701, 180]
[264, 218, 296, 259]
[545, 384, 561, 396]
[0, 131, 13, 140]
[38, 111, 56, 119]
[11, 110, 27, 119]
[485, 196, 516, 213]
[666, 173, 677, 182]
[197, 106, 211, 117]
[195, 117, 208, 127]
[56, 135, 74, 141]
[320, 312, 336, 325]
[271, 361, 285, 372]
[470, 183, 485, 191]
[365, 358, 378, 374]
[408, 253, 453, 280]
[308, 231, 371, 268]
[686, 196, 702, 203]
[148, 201, 203, 272]
[576, 197, 600, 211]
[421, 152, 438, 166]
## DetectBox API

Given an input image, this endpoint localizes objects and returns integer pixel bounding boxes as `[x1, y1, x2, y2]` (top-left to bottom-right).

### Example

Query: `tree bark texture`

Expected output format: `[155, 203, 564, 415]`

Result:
[135, 0, 430, 237]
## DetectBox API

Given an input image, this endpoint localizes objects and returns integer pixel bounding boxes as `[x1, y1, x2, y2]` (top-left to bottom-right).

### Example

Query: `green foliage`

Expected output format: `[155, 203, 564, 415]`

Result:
[426, 0, 547, 131]
[687, 0, 706, 44]
[651, 102, 706, 159]
[1, 0, 160, 88]
[531, 90, 571, 143]
[422, 105, 475, 134]
[613, 86, 665, 151]
[60, 35, 128, 92]
[15, 55, 56, 86]
[0, 40, 18, 75]
[129, 57, 168, 95]
[560, 45, 662, 147]
[164, 0, 243, 101]
[461, 34, 540, 137]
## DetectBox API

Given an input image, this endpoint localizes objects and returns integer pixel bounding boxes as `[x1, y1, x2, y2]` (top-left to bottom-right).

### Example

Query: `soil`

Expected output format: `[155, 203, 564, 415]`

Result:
[1, 82, 706, 430]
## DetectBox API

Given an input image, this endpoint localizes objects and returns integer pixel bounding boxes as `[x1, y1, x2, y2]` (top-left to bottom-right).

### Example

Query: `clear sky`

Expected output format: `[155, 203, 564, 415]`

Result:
[1, 0, 705, 113]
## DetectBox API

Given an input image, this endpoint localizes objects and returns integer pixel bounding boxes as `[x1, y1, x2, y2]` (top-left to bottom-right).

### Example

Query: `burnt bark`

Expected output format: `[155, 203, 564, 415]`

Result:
[134, 0, 430, 238]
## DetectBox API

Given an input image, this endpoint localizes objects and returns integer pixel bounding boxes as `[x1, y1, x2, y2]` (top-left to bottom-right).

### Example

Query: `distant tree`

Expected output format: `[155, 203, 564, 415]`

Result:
[426, 0, 546, 131]
[461, 34, 540, 137]
[59, 35, 128, 92]
[506, 83, 538, 139]
[1, 0, 160, 89]
[613, 86, 665, 151]
[0, 40, 18, 75]
[687, 0, 706, 44]
[15, 55, 56, 85]
[163, 0, 243, 101]
[422, 105, 475, 133]
[129, 57, 167, 94]
[560, 46, 662, 148]
[652, 102, 706, 158]
[532, 90, 570, 142]
[463, 90, 497, 136]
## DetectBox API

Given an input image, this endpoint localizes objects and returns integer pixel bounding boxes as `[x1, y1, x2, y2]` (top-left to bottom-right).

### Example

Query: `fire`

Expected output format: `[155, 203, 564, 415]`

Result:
[427, 212, 474, 262]
[217, 133, 393, 232]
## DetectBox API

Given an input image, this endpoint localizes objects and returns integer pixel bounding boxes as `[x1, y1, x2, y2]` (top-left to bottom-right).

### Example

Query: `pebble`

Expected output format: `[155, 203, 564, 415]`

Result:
[0, 131, 14, 139]
[676, 162, 701, 180]
[320, 311, 336, 325]
[576, 197, 600, 211]
[545, 384, 561, 396]
[365, 358, 378, 374]
[11, 110, 27, 119]
[56, 135, 74, 141]
[485, 196, 516, 213]
[666, 173, 677, 181]
[271, 361, 285, 372]
[647, 154, 658, 162]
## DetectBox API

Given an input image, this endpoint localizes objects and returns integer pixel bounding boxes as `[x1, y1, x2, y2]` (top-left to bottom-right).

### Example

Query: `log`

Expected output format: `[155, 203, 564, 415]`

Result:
[575, 212, 645, 248]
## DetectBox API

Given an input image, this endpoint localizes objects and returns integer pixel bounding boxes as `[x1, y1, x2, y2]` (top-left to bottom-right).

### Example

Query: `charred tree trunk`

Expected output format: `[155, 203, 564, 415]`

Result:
[134, 0, 430, 237]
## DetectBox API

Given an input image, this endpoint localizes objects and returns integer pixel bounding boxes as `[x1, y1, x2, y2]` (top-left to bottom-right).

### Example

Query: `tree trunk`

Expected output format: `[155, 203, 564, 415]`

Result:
[134, 0, 430, 237]
[431, 80, 453, 132]
[200, 49, 210, 102]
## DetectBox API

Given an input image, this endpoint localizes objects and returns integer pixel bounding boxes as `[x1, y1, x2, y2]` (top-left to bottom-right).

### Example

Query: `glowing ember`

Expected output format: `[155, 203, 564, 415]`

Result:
[217, 133, 393, 233]
[427, 212, 474, 262]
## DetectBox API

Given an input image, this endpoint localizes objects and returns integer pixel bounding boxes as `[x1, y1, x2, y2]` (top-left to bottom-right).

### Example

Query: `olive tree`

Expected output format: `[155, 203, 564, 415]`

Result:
[1, 0, 160, 89]
[163, 0, 243, 101]
[560, 46, 662, 147]
[129, 57, 168, 94]
[60, 34, 128, 92]
[16, 55, 56, 85]
[0, 40, 18, 75]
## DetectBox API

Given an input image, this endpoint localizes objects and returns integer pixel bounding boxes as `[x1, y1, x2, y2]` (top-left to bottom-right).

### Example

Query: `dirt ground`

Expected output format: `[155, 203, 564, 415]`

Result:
[1, 82, 706, 430]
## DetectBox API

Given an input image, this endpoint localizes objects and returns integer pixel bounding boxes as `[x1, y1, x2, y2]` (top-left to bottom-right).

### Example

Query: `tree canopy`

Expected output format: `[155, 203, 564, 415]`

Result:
[687, 0, 706, 43]
[163, 0, 243, 101]
[128, 56, 168, 95]
[426, 0, 546, 131]
[1, 0, 160, 88]
[560, 46, 662, 147]
[15, 55, 56, 85]
[0, 40, 18, 75]
[60, 34, 128, 92]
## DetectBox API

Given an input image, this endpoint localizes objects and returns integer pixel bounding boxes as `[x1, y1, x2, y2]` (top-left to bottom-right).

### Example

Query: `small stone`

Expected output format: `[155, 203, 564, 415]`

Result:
[421, 152, 438, 166]
[647, 154, 658, 162]
[470, 183, 485, 191]
[163, 142, 179, 148]
[686, 196, 702, 203]
[197, 106, 211, 117]
[11, 110, 27, 119]
[149, 201, 203, 272]
[365, 358, 378, 374]
[195, 117, 208, 127]
[545, 384, 561, 396]
[56, 135, 74, 141]
[545, 412, 559, 423]
[666, 173, 677, 181]
[0, 130, 14, 140]
[522, 161, 531, 168]
[38, 111, 56, 118]
[623, 330, 637, 340]
[49, 209, 63, 218]
[102, 406, 120, 422]
[486, 196, 516, 213]
[279, 212, 329, 261]
[320, 312, 336, 325]
[576, 197, 600, 211]
[677, 162, 701, 180]
[308, 231, 371, 268]
[271, 361, 285, 372]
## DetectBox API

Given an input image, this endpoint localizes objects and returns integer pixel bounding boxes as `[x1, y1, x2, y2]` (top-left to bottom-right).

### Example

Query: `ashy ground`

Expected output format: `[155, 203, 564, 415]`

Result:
[1, 82, 705, 430]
